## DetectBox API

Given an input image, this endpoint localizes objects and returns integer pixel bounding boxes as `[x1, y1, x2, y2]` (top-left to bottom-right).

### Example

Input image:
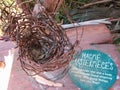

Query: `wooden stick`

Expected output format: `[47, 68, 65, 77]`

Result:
[32, 75, 63, 87]
[80, 0, 112, 9]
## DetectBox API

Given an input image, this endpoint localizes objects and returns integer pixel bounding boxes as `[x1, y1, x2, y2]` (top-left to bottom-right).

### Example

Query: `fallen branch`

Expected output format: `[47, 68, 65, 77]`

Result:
[61, 18, 111, 29]
[80, 0, 113, 9]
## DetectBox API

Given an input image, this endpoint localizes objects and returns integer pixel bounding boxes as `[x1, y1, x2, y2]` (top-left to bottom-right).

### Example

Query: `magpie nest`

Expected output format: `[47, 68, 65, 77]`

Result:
[0, 2, 75, 75]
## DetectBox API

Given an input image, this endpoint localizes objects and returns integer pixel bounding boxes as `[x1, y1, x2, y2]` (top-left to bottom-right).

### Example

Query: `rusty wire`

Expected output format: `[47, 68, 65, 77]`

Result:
[0, 1, 75, 75]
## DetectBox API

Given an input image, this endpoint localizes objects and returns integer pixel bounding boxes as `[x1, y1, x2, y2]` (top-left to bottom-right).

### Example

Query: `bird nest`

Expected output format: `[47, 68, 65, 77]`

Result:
[0, 2, 75, 75]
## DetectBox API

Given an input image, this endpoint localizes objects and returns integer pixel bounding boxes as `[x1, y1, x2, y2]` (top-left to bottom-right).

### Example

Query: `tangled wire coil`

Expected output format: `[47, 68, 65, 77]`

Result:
[0, 1, 75, 75]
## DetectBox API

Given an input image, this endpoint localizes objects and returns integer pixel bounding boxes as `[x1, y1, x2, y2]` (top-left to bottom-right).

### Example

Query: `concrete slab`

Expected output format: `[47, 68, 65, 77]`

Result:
[66, 24, 112, 45]
[0, 24, 119, 90]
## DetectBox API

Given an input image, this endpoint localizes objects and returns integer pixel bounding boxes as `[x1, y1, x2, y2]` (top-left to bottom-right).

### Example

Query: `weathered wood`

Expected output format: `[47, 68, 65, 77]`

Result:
[43, 0, 64, 12]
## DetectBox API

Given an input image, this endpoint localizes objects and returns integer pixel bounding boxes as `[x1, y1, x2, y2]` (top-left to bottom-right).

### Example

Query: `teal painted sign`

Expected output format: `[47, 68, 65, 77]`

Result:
[69, 49, 117, 90]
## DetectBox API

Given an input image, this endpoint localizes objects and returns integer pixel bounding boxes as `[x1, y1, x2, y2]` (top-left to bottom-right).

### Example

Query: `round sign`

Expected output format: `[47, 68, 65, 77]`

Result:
[69, 49, 117, 90]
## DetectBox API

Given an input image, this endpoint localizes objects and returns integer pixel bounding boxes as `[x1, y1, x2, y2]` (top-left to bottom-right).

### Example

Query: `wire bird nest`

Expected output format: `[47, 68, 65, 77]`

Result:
[0, 2, 75, 75]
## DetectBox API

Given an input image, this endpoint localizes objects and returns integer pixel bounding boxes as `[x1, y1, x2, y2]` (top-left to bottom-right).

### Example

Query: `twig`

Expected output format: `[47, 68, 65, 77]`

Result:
[109, 18, 120, 22]
[80, 0, 113, 9]
[17, 0, 33, 7]
[54, 0, 64, 12]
